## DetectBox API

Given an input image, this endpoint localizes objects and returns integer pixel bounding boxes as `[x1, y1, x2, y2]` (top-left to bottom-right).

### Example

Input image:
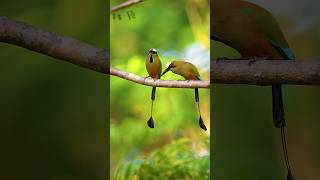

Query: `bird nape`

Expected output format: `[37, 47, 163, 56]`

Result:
[146, 48, 162, 128]
[162, 60, 207, 131]
[211, 0, 295, 179]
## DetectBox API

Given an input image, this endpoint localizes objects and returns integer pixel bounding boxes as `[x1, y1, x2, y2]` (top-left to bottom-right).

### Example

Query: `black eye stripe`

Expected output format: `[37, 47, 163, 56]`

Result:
[149, 55, 154, 63]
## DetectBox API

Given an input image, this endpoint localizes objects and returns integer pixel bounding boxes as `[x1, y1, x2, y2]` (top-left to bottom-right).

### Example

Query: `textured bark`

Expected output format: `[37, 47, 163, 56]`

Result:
[1, 16, 320, 88]
[211, 60, 320, 85]
[0, 16, 109, 74]
[110, 67, 209, 88]
[0, 16, 208, 88]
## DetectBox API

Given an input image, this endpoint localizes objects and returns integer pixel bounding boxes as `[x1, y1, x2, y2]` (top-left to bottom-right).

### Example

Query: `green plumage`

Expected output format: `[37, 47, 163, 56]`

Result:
[146, 48, 162, 79]
[168, 61, 201, 80]
[211, 0, 295, 60]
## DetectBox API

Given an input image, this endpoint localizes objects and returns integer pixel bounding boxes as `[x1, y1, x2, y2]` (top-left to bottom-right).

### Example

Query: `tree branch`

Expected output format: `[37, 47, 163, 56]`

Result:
[0, 16, 208, 89]
[0, 16, 109, 74]
[111, 0, 144, 13]
[1, 16, 320, 87]
[111, 67, 210, 88]
[211, 60, 320, 85]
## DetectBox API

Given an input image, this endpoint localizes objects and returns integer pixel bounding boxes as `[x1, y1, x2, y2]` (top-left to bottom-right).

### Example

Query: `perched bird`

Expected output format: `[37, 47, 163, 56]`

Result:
[146, 48, 162, 128]
[211, 0, 295, 179]
[161, 60, 207, 131]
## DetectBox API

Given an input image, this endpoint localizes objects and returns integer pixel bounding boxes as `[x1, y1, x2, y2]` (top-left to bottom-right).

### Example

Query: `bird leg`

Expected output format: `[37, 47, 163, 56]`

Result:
[216, 56, 230, 60]
[248, 56, 269, 66]
[215, 56, 230, 65]
[144, 75, 150, 79]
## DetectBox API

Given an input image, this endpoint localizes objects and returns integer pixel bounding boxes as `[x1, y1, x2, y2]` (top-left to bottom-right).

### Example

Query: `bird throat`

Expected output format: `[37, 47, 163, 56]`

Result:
[149, 55, 154, 63]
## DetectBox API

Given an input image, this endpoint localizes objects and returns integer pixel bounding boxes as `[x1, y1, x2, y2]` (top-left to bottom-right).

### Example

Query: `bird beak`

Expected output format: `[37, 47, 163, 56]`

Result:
[161, 66, 171, 77]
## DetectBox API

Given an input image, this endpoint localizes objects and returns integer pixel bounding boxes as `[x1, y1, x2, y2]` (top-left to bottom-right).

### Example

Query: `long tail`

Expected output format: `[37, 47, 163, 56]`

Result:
[272, 85, 294, 180]
[151, 86, 157, 115]
[147, 87, 156, 128]
[195, 88, 207, 131]
[272, 85, 285, 128]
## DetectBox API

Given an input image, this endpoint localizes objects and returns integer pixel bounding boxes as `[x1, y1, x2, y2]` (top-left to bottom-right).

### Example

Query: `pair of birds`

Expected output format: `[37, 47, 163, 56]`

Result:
[212, 0, 295, 179]
[145, 48, 207, 131]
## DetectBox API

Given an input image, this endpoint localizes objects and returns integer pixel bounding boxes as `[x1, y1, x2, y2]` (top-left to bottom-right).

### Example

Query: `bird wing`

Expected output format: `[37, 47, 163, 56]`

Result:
[239, 1, 295, 60]
[269, 40, 295, 60]
[190, 64, 201, 80]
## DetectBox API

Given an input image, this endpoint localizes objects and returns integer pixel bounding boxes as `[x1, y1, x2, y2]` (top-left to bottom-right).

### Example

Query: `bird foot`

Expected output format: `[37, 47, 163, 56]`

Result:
[144, 75, 150, 80]
[248, 59, 257, 66]
[216, 56, 230, 60]
[248, 56, 268, 66]
[215, 57, 233, 64]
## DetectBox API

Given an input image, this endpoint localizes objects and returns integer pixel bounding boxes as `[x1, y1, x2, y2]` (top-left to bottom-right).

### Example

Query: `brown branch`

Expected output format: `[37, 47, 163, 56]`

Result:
[110, 67, 210, 88]
[0, 16, 109, 74]
[2, 17, 320, 87]
[111, 0, 144, 13]
[0, 16, 208, 89]
[211, 60, 320, 85]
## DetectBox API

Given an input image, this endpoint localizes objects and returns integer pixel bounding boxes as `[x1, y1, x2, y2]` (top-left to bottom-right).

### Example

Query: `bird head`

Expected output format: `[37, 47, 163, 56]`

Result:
[148, 48, 157, 55]
[147, 48, 158, 63]
[161, 61, 178, 77]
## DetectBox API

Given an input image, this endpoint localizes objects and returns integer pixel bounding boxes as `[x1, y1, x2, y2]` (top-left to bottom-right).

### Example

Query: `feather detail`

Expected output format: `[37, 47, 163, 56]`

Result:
[270, 40, 295, 60]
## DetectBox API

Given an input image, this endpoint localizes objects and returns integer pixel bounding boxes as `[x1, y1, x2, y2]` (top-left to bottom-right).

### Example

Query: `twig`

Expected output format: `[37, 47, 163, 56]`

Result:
[111, 0, 144, 13]
[110, 67, 210, 88]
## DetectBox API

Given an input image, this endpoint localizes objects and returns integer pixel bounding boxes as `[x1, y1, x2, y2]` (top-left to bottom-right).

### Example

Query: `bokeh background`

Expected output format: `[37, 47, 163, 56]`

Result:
[0, 0, 107, 179]
[110, 0, 210, 179]
[212, 0, 320, 179]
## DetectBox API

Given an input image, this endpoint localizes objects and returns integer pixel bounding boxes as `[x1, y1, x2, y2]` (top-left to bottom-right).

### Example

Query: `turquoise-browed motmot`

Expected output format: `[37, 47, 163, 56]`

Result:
[211, 0, 295, 179]
[161, 60, 207, 131]
[146, 48, 162, 128]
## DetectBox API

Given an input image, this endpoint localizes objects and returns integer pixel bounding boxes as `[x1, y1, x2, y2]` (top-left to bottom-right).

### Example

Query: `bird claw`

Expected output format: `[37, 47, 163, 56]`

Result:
[144, 75, 150, 80]
[215, 57, 231, 64]
[216, 56, 230, 60]
[248, 56, 268, 66]
[248, 59, 257, 66]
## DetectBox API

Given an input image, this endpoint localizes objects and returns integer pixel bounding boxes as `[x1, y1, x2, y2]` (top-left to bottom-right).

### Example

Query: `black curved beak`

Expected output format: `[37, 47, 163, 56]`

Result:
[161, 66, 171, 77]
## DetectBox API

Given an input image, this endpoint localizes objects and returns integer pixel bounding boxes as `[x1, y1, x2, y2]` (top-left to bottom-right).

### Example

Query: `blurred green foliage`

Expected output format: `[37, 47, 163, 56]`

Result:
[114, 139, 210, 180]
[110, 0, 210, 179]
[0, 0, 107, 179]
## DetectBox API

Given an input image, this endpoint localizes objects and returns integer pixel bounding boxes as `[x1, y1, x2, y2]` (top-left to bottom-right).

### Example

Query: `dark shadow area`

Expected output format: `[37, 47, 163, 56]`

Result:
[0, 0, 108, 179]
